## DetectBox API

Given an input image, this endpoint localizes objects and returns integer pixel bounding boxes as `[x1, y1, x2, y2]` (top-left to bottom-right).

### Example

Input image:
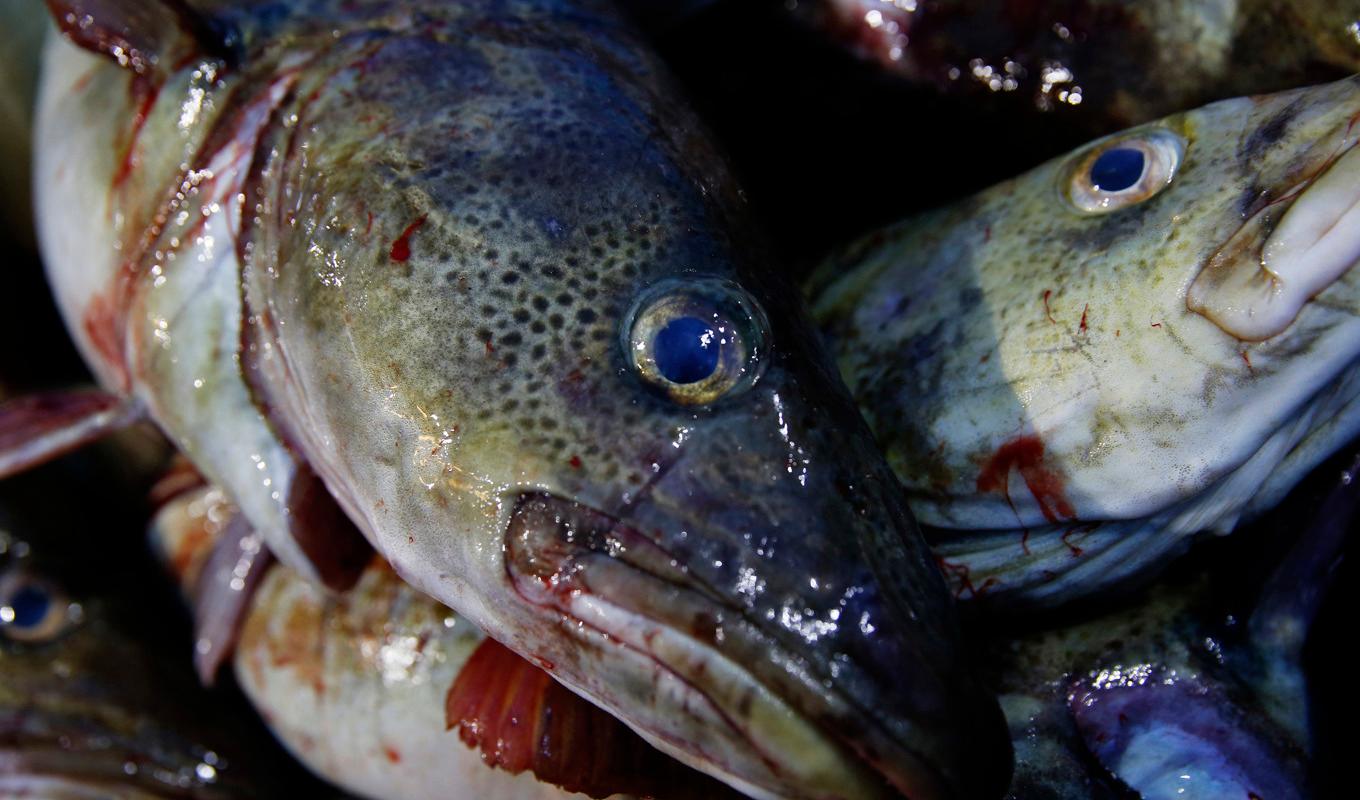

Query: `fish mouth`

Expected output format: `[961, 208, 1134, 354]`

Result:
[503, 491, 952, 800]
[1188, 108, 1360, 341]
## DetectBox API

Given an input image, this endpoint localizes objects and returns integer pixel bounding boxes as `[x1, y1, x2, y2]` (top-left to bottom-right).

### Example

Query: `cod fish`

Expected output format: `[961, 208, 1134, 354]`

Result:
[0, 475, 304, 797]
[812, 76, 1360, 608]
[150, 476, 744, 800]
[793, 0, 1360, 131]
[4, 0, 1011, 797]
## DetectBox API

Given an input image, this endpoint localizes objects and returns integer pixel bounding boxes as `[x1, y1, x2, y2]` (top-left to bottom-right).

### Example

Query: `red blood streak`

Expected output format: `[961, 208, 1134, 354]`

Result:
[568, 455, 583, 469]
[934, 556, 997, 599]
[977, 435, 1076, 524]
[1078, 304, 1089, 334]
[113, 79, 163, 187]
[389, 215, 427, 262]
[1240, 351, 1254, 373]
[1151, 322, 1163, 328]
[1042, 289, 1057, 323]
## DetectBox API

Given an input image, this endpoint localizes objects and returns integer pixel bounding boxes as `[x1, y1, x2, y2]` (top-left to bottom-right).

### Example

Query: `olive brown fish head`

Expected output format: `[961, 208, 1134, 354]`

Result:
[235, 2, 1009, 797]
[813, 76, 1360, 607]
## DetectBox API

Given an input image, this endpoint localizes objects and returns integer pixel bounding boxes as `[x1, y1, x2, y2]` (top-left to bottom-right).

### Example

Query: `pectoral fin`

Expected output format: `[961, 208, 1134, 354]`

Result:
[0, 389, 142, 479]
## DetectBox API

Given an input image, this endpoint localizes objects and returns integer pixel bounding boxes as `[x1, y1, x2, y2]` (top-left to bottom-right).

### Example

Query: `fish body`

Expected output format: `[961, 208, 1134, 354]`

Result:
[812, 77, 1360, 607]
[31, 1, 1010, 796]
[796, 0, 1360, 131]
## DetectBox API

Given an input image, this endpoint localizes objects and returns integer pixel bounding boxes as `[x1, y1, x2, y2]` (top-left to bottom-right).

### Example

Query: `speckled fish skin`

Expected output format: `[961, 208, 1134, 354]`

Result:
[33, 2, 1010, 798]
[812, 76, 1360, 609]
[799, 0, 1360, 131]
[0, 502, 267, 798]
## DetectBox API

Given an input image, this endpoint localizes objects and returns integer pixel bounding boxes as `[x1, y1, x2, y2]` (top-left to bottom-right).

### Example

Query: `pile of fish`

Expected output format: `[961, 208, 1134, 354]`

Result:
[1, 0, 1356, 798]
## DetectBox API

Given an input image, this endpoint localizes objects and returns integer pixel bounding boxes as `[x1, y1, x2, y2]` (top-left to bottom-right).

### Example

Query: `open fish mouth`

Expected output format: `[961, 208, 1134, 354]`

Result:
[1189, 107, 1360, 341]
[504, 491, 956, 800]
[0, 725, 227, 799]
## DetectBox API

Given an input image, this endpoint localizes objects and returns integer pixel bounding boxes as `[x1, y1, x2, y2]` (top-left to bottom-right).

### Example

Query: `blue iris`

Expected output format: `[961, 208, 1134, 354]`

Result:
[653, 316, 721, 384]
[1089, 147, 1145, 192]
[5, 585, 50, 629]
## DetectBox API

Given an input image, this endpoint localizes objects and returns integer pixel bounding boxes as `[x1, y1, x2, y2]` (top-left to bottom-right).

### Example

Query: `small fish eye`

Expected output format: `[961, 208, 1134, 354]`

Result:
[624, 279, 768, 406]
[0, 571, 76, 644]
[1066, 129, 1185, 214]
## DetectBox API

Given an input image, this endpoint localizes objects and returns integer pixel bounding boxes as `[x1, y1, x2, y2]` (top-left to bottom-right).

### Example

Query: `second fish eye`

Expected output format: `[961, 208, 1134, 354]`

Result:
[0, 570, 77, 644]
[1066, 129, 1186, 214]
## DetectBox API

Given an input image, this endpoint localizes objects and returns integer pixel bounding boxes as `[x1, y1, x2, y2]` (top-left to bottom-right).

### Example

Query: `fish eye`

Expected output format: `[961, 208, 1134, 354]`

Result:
[1065, 129, 1185, 214]
[624, 279, 768, 405]
[0, 570, 77, 644]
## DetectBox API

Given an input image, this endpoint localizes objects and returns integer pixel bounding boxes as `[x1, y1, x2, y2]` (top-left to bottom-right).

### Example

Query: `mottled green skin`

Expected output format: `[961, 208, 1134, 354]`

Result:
[812, 77, 1360, 609]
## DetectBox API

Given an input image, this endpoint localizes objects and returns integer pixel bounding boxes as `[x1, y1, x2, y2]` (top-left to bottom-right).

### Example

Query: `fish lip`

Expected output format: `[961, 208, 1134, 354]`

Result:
[1189, 109, 1360, 341]
[502, 490, 949, 800]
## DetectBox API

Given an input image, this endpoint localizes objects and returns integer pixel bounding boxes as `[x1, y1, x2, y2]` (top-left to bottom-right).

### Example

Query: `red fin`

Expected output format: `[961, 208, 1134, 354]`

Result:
[45, 0, 232, 76]
[0, 390, 142, 479]
[190, 513, 273, 686]
[445, 639, 740, 799]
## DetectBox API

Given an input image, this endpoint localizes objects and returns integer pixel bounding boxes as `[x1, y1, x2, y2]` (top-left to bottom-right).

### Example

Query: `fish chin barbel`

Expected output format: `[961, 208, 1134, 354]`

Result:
[14, 1, 1011, 797]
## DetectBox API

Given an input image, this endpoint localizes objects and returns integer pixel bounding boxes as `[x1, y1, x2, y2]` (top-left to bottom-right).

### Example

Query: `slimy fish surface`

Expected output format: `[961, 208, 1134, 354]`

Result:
[813, 77, 1360, 609]
[14, 1, 1011, 797]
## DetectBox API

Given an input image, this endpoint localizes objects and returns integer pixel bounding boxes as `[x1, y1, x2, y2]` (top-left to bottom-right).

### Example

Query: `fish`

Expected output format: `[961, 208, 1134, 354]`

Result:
[995, 442, 1357, 799]
[811, 76, 1360, 609]
[150, 476, 743, 800]
[790, 0, 1360, 131]
[0, 462, 310, 798]
[11, 1, 1012, 796]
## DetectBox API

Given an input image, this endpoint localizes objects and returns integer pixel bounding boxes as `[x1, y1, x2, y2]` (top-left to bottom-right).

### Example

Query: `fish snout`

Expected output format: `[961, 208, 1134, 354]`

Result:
[503, 408, 1012, 799]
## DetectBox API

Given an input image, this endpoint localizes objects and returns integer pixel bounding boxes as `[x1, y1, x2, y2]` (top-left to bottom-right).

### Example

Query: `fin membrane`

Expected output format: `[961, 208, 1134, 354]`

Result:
[0, 389, 141, 479]
[445, 638, 739, 799]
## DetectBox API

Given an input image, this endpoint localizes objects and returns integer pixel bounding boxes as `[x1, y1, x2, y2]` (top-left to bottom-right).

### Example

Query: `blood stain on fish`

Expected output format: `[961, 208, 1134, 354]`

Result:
[1078, 304, 1089, 335]
[977, 435, 1076, 524]
[1042, 289, 1057, 323]
[389, 215, 427, 263]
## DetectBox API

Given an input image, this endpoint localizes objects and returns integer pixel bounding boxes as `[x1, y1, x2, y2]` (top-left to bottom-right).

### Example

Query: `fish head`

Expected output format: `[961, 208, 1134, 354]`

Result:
[0, 506, 263, 798]
[241, 8, 1009, 799]
[813, 76, 1360, 604]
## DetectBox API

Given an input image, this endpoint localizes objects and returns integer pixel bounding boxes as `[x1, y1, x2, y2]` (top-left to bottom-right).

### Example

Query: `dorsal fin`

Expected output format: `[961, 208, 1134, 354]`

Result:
[445, 638, 740, 799]
[0, 389, 142, 479]
[45, 0, 234, 77]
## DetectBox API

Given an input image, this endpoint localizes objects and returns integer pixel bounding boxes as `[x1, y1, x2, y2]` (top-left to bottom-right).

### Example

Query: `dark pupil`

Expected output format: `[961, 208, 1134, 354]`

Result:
[653, 316, 721, 384]
[6, 586, 50, 629]
[1089, 147, 1145, 192]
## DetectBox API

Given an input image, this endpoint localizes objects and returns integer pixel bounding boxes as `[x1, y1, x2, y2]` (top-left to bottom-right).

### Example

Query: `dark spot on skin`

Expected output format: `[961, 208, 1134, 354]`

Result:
[576, 308, 597, 324]
[1241, 103, 1297, 162]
